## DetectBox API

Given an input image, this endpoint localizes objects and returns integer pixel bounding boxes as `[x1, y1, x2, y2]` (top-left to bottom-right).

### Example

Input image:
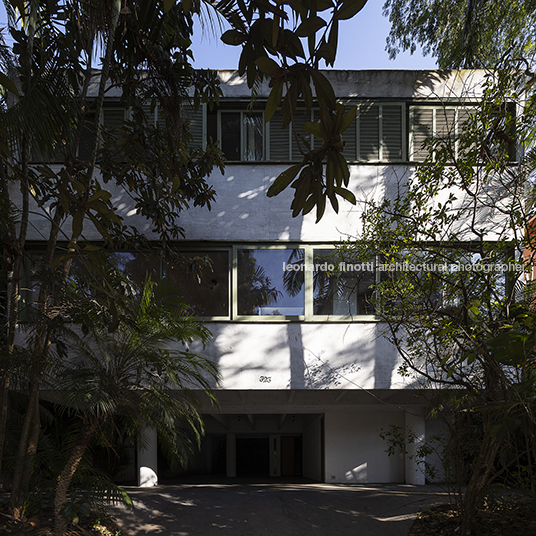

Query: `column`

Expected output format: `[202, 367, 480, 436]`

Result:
[405, 407, 426, 485]
[138, 427, 158, 487]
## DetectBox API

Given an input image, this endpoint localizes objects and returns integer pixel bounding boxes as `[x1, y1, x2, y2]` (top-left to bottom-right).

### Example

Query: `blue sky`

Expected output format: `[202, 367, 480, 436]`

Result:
[191, 1, 436, 70]
[0, 2, 436, 71]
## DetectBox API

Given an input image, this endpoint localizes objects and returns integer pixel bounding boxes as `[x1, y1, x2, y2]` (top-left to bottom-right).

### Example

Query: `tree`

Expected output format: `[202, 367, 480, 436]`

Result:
[218, 0, 368, 221]
[52, 273, 218, 536]
[0, 0, 224, 518]
[340, 67, 536, 535]
[0, 0, 372, 521]
[382, 0, 536, 68]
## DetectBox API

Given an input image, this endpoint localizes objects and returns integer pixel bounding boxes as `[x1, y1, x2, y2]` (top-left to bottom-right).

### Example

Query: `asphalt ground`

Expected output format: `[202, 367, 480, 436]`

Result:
[108, 478, 449, 536]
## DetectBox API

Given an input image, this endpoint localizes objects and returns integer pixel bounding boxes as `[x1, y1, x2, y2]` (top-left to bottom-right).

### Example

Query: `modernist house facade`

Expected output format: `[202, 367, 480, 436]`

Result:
[26, 69, 491, 486]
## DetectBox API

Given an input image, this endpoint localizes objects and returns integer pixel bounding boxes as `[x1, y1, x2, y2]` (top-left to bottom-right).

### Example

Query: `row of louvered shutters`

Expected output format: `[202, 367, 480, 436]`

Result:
[100, 103, 476, 163]
[38, 102, 476, 164]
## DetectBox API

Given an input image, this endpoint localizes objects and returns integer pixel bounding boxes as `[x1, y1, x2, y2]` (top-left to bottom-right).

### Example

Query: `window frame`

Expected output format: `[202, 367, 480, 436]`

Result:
[218, 109, 266, 162]
[409, 104, 479, 162]
[354, 101, 406, 163]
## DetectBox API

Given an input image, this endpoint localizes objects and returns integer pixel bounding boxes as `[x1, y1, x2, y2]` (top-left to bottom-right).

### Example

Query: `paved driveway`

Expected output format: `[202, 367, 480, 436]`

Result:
[109, 479, 448, 536]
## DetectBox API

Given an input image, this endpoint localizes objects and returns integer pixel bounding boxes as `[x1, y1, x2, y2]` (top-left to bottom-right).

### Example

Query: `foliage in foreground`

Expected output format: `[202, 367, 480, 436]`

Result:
[340, 66, 536, 535]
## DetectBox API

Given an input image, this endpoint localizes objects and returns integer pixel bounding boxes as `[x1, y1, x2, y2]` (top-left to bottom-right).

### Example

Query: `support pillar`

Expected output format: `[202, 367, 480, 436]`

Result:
[138, 427, 158, 487]
[269, 434, 281, 477]
[405, 407, 426, 485]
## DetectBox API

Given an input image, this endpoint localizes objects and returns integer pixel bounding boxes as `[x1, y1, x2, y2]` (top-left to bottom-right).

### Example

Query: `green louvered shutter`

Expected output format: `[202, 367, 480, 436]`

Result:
[358, 104, 380, 161]
[268, 110, 290, 161]
[382, 105, 403, 161]
[411, 107, 433, 162]
[184, 103, 205, 150]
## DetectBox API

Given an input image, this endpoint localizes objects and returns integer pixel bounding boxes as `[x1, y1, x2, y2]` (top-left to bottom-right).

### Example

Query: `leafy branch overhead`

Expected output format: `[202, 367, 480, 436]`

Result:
[217, 0, 367, 221]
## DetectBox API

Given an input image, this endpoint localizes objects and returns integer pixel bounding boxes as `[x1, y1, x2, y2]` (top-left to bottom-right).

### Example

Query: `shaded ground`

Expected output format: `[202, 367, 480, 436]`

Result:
[408, 501, 536, 536]
[107, 478, 447, 536]
[0, 501, 122, 535]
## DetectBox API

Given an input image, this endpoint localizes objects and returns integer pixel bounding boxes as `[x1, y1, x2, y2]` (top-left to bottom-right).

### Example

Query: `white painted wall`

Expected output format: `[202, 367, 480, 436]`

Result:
[324, 411, 405, 484]
[198, 321, 411, 391]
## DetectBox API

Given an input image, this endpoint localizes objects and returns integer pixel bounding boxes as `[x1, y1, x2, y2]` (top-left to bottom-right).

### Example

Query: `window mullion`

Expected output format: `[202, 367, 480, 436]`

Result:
[232, 245, 238, 320]
[304, 246, 314, 319]
[379, 105, 384, 161]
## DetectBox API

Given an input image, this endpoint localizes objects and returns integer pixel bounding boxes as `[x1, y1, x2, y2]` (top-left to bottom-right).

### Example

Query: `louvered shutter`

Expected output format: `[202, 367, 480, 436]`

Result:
[359, 104, 380, 161]
[456, 107, 476, 159]
[102, 108, 125, 133]
[435, 108, 456, 144]
[411, 107, 433, 161]
[382, 105, 403, 161]
[268, 110, 290, 161]
[184, 103, 205, 150]
[342, 107, 357, 161]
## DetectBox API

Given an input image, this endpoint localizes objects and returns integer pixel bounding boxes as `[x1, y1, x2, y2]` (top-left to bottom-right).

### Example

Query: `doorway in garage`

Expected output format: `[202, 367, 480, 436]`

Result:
[280, 435, 303, 477]
[235, 434, 303, 477]
[236, 436, 270, 476]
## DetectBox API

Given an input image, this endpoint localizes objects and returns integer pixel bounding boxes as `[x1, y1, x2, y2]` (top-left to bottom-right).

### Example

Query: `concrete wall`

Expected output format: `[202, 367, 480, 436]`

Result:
[324, 411, 405, 484]
[197, 322, 411, 391]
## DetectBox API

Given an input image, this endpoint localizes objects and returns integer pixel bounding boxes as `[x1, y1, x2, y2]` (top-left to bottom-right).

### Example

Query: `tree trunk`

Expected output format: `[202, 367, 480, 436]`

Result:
[459, 422, 501, 536]
[9, 379, 40, 518]
[18, 391, 40, 501]
[0, 375, 10, 488]
[54, 420, 98, 536]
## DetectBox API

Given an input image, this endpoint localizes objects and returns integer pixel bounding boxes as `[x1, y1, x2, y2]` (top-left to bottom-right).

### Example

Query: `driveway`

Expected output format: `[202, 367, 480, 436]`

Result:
[108, 478, 448, 536]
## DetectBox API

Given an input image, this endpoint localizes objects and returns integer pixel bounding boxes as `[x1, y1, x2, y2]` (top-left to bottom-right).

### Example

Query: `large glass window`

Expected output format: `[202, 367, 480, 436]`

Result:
[313, 249, 376, 316]
[236, 248, 305, 317]
[109, 251, 159, 286]
[163, 250, 230, 318]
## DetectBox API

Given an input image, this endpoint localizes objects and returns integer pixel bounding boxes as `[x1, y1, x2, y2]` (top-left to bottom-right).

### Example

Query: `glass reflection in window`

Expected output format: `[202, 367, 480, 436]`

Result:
[237, 248, 304, 316]
[163, 251, 229, 317]
[313, 249, 375, 316]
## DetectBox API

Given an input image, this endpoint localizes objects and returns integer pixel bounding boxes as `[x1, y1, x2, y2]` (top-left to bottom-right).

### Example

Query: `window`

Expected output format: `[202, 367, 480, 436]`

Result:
[267, 103, 404, 163]
[163, 250, 230, 318]
[355, 103, 404, 162]
[235, 247, 305, 318]
[220, 111, 264, 161]
[313, 249, 376, 316]
[409, 105, 477, 162]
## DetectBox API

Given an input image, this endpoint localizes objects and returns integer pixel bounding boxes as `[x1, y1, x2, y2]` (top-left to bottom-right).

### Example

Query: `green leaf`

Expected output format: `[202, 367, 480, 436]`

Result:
[267, 164, 302, 197]
[333, 187, 356, 205]
[310, 69, 336, 108]
[266, 80, 283, 123]
[0, 72, 19, 96]
[255, 57, 280, 76]
[335, 0, 367, 21]
[327, 20, 339, 66]
[296, 16, 327, 37]
[339, 105, 358, 134]
[163, 0, 175, 13]
[72, 211, 84, 239]
[221, 29, 246, 46]
[88, 189, 112, 203]
[303, 121, 323, 139]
